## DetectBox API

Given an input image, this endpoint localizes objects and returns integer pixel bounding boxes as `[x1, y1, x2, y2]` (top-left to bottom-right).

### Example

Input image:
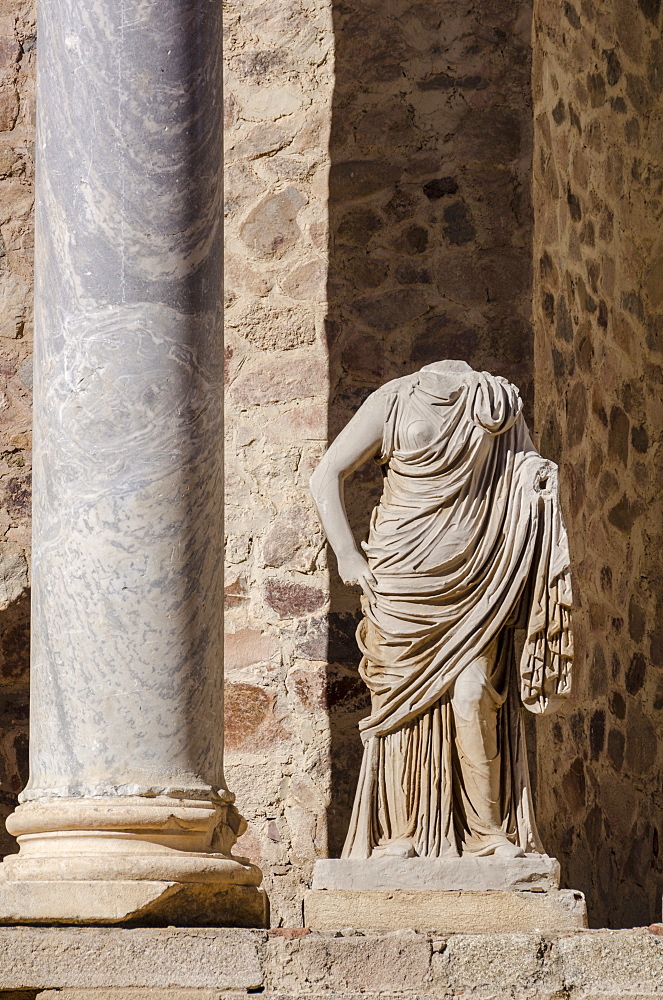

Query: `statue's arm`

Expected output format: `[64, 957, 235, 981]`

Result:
[309, 392, 385, 604]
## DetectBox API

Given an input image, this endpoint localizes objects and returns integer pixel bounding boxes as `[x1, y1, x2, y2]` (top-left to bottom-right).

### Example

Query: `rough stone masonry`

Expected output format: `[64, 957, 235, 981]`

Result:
[0, 926, 660, 997]
[223, 0, 535, 925]
[532, 0, 663, 928]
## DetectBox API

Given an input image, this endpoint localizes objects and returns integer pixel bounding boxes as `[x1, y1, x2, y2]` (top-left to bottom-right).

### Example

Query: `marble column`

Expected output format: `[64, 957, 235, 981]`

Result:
[0, 0, 265, 925]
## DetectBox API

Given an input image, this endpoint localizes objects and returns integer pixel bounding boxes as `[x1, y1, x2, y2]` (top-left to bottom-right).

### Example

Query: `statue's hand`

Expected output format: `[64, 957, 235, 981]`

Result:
[337, 549, 377, 605]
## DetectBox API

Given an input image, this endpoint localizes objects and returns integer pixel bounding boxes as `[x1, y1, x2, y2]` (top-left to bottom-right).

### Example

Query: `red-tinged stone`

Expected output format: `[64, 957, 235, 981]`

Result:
[279, 259, 327, 301]
[233, 824, 262, 864]
[263, 403, 326, 443]
[230, 356, 327, 407]
[225, 628, 277, 672]
[326, 665, 371, 712]
[239, 186, 307, 258]
[0, 589, 29, 681]
[341, 332, 385, 380]
[223, 92, 239, 130]
[264, 579, 325, 618]
[0, 87, 18, 131]
[224, 682, 274, 750]
[1, 471, 30, 516]
[224, 574, 248, 608]
[288, 667, 327, 711]
[267, 820, 281, 843]
[0, 38, 20, 70]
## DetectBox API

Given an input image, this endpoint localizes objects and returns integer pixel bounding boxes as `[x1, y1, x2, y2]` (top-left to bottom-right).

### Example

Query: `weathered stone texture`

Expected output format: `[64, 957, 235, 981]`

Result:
[0, 926, 662, 997]
[0, 0, 34, 863]
[533, 0, 663, 927]
[223, 0, 334, 926]
[304, 887, 587, 933]
[224, 0, 534, 925]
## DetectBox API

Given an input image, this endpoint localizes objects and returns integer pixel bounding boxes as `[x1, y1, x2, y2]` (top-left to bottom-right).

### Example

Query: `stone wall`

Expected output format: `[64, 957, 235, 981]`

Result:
[0, 0, 34, 860]
[532, 0, 663, 927]
[2, 925, 663, 996]
[223, 0, 534, 924]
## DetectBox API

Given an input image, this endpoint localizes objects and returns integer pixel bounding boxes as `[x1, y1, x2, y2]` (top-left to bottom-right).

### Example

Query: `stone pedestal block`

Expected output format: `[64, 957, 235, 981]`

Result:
[312, 854, 561, 891]
[304, 887, 587, 933]
[306, 854, 586, 933]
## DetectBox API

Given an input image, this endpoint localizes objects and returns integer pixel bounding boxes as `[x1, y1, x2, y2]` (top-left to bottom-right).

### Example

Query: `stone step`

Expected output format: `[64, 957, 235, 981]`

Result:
[0, 926, 662, 997]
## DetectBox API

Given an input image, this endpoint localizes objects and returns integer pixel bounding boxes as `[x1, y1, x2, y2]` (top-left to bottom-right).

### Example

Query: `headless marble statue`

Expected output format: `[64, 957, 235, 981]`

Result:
[310, 361, 573, 861]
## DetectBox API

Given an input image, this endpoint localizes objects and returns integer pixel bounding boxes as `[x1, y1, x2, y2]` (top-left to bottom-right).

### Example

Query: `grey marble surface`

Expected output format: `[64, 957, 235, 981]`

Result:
[25, 0, 225, 801]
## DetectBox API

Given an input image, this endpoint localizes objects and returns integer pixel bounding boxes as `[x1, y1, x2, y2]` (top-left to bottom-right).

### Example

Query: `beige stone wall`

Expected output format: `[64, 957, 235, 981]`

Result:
[224, 0, 534, 924]
[532, 0, 663, 927]
[0, 0, 34, 860]
[223, 0, 335, 927]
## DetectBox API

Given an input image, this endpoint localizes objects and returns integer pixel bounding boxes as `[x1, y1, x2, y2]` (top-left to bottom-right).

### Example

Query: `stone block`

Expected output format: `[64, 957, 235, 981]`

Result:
[0, 881, 268, 929]
[36, 993, 235, 999]
[267, 929, 434, 996]
[552, 928, 663, 997]
[0, 928, 266, 990]
[304, 888, 587, 933]
[312, 855, 561, 891]
[432, 931, 559, 995]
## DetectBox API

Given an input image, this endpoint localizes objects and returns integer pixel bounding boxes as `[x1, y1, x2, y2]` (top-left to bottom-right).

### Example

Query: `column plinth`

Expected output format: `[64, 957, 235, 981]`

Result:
[0, 0, 265, 925]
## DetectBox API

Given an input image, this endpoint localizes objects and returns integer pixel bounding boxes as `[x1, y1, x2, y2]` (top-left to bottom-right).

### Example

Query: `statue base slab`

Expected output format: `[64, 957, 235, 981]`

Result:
[0, 880, 268, 927]
[304, 887, 587, 933]
[312, 854, 561, 892]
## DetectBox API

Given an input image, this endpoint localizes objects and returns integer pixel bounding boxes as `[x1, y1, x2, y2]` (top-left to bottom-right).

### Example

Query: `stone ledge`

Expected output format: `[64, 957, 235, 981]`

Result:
[312, 854, 561, 891]
[0, 928, 266, 991]
[304, 887, 587, 932]
[33, 993, 242, 999]
[33, 993, 239, 999]
[16, 995, 663, 1000]
[0, 926, 661, 996]
[0, 882, 268, 929]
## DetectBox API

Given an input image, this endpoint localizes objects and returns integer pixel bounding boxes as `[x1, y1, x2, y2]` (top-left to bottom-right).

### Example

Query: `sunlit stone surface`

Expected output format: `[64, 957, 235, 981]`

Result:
[0, 0, 264, 925]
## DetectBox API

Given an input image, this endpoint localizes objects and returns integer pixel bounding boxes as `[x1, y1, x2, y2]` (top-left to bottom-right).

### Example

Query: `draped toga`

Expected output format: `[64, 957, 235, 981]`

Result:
[342, 365, 573, 859]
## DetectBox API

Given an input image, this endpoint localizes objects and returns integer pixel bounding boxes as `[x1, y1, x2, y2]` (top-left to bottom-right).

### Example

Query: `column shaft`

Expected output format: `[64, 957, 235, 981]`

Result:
[0, 0, 264, 925]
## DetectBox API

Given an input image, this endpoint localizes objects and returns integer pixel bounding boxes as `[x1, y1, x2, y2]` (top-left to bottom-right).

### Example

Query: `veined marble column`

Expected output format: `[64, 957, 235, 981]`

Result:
[0, 0, 265, 925]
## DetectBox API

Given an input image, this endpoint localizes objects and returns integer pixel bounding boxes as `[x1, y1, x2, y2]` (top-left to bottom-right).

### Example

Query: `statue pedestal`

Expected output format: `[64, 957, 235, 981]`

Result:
[305, 856, 587, 932]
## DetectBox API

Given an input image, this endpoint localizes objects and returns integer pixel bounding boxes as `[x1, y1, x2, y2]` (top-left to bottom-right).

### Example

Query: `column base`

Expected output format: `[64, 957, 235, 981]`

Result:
[0, 797, 267, 926]
[0, 879, 268, 926]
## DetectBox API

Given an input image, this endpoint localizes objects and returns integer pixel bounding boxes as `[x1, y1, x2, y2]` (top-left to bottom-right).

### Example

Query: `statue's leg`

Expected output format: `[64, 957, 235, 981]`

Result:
[451, 647, 525, 858]
[368, 698, 456, 859]
[370, 725, 419, 858]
